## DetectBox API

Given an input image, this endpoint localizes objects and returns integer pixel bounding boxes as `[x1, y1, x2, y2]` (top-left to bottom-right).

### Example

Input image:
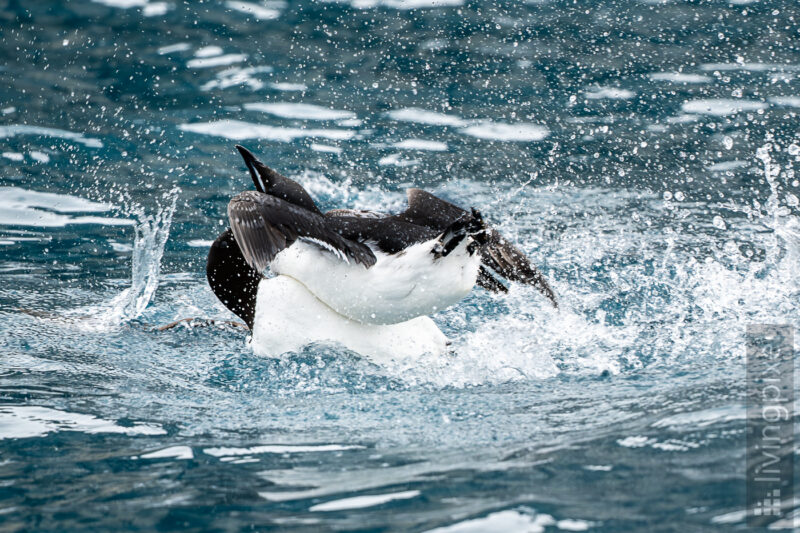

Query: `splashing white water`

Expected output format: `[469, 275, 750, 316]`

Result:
[104, 188, 180, 324]
[372, 143, 799, 386]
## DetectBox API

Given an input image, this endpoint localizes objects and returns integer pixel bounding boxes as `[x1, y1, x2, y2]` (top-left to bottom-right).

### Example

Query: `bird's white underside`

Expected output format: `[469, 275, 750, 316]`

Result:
[250, 275, 449, 363]
[269, 236, 482, 325]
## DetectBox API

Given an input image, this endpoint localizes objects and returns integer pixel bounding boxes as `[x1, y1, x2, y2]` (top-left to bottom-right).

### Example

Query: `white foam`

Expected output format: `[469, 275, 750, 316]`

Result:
[28, 150, 50, 163]
[0, 406, 165, 440]
[194, 45, 224, 58]
[92, 0, 147, 7]
[460, 121, 549, 142]
[311, 143, 342, 154]
[380, 0, 462, 8]
[393, 138, 448, 151]
[441, 307, 621, 383]
[2, 152, 23, 161]
[584, 87, 635, 100]
[180, 120, 355, 142]
[347, 0, 462, 8]
[707, 160, 748, 172]
[583, 465, 613, 471]
[226, 1, 281, 19]
[0, 186, 112, 213]
[309, 490, 420, 511]
[666, 114, 700, 124]
[243, 102, 356, 121]
[0, 188, 132, 228]
[386, 107, 467, 127]
[109, 241, 134, 252]
[422, 38, 448, 50]
[651, 405, 746, 428]
[651, 440, 699, 452]
[187, 239, 214, 247]
[616, 436, 653, 448]
[424, 510, 555, 533]
[142, 2, 169, 15]
[700, 62, 800, 72]
[258, 457, 506, 506]
[0, 125, 103, 148]
[66, 216, 134, 226]
[0, 207, 129, 228]
[201, 65, 273, 91]
[157, 42, 191, 55]
[204, 444, 363, 457]
[187, 54, 247, 68]
[378, 153, 419, 167]
[649, 72, 712, 83]
[336, 118, 363, 127]
[557, 519, 594, 531]
[270, 82, 308, 91]
[769, 96, 800, 108]
[710, 510, 747, 524]
[681, 98, 767, 116]
[138, 446, 194, 460]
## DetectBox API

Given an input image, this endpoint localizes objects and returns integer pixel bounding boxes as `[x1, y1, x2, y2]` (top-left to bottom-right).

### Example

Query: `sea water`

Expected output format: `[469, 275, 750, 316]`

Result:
[1, 0, 799, 530]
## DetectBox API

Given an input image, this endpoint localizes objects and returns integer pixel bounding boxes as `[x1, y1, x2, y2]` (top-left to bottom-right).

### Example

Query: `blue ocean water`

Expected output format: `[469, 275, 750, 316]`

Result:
[1, 0, 799, 530]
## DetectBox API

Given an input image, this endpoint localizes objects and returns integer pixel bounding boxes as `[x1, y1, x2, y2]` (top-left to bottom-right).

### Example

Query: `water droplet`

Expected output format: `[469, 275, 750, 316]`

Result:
[712, 216, 726, 230]
[723, 136, 733, 150]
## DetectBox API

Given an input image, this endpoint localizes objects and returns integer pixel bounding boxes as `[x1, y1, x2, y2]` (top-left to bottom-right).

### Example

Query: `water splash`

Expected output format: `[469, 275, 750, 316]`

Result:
[363, 144, 800, 387]
[138, 158, 798, 389]
[755, 142, 800, 273]
[105, 187, 180, 324]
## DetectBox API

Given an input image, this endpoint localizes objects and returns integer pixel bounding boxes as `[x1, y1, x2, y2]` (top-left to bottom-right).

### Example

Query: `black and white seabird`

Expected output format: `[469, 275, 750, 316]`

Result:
[206, 145, 556, 359]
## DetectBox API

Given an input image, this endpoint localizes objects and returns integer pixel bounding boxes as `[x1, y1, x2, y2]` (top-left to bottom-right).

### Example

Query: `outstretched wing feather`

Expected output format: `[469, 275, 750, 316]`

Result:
[228, 191, 376, 272]
[477, 266, 508, 294]
[481, 230, 557, 306]
[403, 188, 557, 306]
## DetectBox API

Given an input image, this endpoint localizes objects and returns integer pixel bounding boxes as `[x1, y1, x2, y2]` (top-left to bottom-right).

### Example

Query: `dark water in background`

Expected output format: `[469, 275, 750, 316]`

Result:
[1, 0, 799, 530]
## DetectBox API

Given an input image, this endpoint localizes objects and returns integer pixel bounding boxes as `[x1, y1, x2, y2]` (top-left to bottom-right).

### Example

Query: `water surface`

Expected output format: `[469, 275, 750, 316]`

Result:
[1, 0, 800, 530]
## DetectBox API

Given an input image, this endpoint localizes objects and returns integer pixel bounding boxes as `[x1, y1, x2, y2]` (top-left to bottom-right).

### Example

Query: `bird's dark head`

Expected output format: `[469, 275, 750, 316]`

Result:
[467, 208, 490, 246]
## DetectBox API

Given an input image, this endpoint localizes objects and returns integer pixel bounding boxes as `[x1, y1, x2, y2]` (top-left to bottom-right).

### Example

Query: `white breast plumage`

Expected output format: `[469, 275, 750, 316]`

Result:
[269, 236, 482, 325]
[250, 276, 449, 362]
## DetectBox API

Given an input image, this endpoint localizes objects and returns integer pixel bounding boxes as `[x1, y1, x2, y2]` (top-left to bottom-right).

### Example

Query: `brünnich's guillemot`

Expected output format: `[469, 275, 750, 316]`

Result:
[206, 145, 556, 361]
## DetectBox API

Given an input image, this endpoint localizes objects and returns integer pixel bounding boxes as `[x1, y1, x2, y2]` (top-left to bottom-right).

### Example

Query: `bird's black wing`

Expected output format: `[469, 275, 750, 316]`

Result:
[477, 266, 508, 294]
[325, 215, 439, 255]
[325, 208, 387, 219]
[398, 188, 469, 229]
[400, 188, 558, 307]
[481, 229, 557, 305]
[228, 191, 376, 272]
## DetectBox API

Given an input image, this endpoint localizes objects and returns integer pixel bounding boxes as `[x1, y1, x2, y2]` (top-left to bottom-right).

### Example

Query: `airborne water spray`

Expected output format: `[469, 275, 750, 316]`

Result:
[105, 187, 180, 324]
